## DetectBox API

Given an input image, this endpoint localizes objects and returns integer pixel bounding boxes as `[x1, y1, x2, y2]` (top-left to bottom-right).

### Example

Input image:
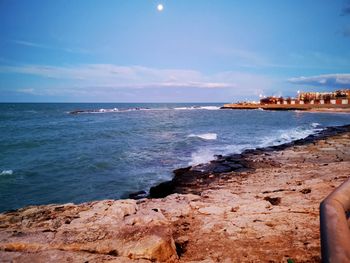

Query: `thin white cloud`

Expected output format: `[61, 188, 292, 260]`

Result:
[0, 64, 258, 89]
[1, 63, 274, 98]
[288, 74, 350, 88]
[10, 39, 90, 54]
[12, 40, 50, 49]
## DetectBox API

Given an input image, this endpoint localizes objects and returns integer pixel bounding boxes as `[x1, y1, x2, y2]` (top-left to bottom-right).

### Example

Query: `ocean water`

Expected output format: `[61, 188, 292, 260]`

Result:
[1, 103, 350, 212]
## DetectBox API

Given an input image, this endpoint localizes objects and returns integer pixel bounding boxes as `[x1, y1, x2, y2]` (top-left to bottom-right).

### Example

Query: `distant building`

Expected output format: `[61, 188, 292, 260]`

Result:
[298, 90, 350, 101]
[259, 89, 350, 105]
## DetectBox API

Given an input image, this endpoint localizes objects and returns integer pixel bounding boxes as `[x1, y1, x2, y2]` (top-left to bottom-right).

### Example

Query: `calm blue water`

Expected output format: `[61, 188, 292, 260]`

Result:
[1, 103, 350, 212]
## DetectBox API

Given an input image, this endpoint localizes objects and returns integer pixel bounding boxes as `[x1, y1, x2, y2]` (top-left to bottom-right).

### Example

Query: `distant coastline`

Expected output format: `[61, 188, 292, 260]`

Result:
[222, 89, 350, 112]
[221, 103, 350, 112]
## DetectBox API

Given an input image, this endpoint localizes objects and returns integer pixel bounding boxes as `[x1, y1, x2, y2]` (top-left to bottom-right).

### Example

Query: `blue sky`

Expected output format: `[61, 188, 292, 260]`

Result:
[1, 0, 350, 102]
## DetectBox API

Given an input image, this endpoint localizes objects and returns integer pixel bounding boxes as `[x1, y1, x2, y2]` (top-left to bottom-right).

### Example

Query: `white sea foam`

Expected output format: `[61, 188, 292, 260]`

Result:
[188, 143, 253, 166]
[311, 122, 321, 128]
[188, 133, 217, 140]
[199, 106, 221, 110]
[174, 107, 190, 110]
[174, 106, 220, 110]
[98, 108, 119, 113]
[92, 107, 158, 113]
[188, 125, 323, 167]
[259, 126, 321, 148]
[72, 106, 221, 114]
[0, 170, 13, 176]
[84, 108, 119, 113]
[221, 144, 253, 155]
[189, 148, 215, 166]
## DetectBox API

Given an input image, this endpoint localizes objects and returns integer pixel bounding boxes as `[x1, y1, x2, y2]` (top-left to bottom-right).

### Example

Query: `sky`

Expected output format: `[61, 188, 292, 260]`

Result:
[0, 0, 350, 102]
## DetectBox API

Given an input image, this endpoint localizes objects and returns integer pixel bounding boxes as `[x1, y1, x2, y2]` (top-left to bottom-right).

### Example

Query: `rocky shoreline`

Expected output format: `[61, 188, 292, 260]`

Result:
[146, 125, 350, 199]
[1, 125, 350, 262]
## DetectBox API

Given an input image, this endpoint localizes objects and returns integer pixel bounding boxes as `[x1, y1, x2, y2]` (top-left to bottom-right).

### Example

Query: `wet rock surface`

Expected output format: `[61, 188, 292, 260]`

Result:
[1, 124, 350, 262]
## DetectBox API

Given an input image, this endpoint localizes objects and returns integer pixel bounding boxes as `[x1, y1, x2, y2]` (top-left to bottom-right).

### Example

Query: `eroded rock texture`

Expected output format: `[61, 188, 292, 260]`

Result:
[0, 200, 177, 262]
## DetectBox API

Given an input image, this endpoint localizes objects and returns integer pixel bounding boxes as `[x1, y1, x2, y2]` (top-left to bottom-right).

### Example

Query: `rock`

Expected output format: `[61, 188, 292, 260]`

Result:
[173, 166, 191, 176]
[187, 259, 215, 263]
[227, 163, 244, 170]
[225, 154, 243, 162]
[121, 228, 177, 261]
[264, 197, 281, 205]
[300, 188, 312, 194]
[175, 235, 189, 256]
[198, 206, 230, 215]
[0, 249, 152, 263]
[0, 200, 178, 262]
[231, 206, 239, 212]
[69, 110, 85, 114]
[149, 181, 175, 198]
[212, 165, 232, 173]
[124, 209, 167, 226]
[108, 200, 138, 219]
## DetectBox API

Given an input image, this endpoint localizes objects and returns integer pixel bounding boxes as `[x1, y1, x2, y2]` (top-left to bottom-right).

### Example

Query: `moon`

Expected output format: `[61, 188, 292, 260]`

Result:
[157, 4, 164, 12]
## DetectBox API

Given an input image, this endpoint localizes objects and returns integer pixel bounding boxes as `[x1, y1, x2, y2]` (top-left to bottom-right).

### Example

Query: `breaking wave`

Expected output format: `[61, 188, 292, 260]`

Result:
[189, 144, 251, 166]
[188, 133, 218, 140]
[70, 107, 156, 114]
[0, 170, 13, 176]
[188, 125, 324, 166]
[259, 126, 323, 148]
[189, 148, 216, 166]
[70, 106, 221, 114]
[174, 106, 221, 110]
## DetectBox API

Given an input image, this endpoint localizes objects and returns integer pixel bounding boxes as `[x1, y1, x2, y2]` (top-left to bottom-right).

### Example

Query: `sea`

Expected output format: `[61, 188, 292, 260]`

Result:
[1, 103, 350, 212]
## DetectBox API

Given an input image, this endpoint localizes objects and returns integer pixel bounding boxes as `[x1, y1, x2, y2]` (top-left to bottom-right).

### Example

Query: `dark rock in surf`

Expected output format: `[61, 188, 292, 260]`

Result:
[149, 181, 175, 198]
[212, 165, 232, 173]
